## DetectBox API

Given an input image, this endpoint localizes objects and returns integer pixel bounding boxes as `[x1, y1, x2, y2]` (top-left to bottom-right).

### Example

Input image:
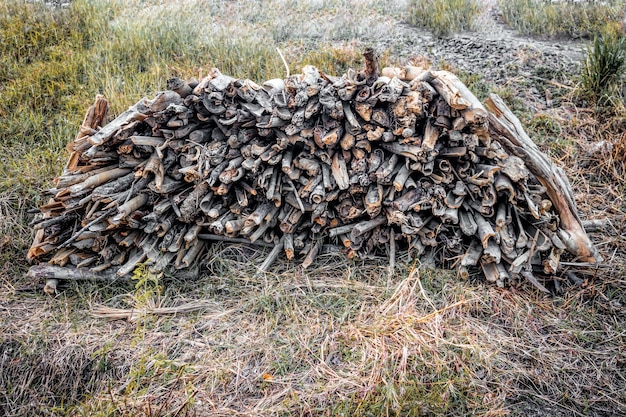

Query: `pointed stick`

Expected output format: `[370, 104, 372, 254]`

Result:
[254, 238, 284, 278]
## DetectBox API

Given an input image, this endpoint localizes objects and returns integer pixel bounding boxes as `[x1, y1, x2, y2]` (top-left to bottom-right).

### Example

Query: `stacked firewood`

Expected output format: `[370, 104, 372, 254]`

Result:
[27, 50, 600, 291]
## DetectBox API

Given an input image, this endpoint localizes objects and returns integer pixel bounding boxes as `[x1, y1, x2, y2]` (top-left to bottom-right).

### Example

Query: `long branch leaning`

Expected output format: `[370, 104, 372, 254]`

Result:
[27, 53, 601, 291]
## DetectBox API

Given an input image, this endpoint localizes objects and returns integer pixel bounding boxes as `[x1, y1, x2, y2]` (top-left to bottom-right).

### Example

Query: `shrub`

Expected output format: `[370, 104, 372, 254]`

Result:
[498, 0, 626, 39]
[407, 0, 482, 38]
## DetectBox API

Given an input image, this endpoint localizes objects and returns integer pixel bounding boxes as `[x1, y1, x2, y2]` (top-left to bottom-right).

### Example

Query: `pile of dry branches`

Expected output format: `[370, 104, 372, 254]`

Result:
[27, 50, 600, 292]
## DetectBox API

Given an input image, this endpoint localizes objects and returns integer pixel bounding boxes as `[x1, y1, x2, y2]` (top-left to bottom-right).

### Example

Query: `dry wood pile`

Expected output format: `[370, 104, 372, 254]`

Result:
[27, 50, 601, 292]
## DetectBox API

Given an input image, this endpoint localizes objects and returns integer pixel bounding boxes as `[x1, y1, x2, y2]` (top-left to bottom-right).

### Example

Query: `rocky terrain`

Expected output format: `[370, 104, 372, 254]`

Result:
[382, 1, 585, 94]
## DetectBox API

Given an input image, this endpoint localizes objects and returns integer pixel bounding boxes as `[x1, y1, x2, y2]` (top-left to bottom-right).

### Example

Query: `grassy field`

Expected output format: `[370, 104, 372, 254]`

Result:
[498, 0, 625, 39]
[1, 0, 626, 416]
[407, 0, 482, 38]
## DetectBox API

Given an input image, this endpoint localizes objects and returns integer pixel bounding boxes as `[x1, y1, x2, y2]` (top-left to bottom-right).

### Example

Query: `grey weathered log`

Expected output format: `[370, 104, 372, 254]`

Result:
[197, 233, 272, 247]
[351, 216, 386, 239]
[179, 182, 210, 223]
[301, 240, 321, 269]
[283, 233, 295, 260]
[474, 212, 496, 248]
[480, 260, 499, 283]
[486, 93, 600, 263]
[28, 264, 130, 282]
[331, 153, 350, 190]
[68, 168, 132, 197]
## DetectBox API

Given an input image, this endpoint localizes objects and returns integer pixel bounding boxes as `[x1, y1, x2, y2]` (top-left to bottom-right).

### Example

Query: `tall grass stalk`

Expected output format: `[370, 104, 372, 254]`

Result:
[580, 31, 626, 106]
[407, 0, 482, 38]
[499, 0, 626, 39]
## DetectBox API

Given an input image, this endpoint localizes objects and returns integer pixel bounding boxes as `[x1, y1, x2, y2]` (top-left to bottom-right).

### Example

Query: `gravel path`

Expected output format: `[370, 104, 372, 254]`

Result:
[375, 1, 586, 87]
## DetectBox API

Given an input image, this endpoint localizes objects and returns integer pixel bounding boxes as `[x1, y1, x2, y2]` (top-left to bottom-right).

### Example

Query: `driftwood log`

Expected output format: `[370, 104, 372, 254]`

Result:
[26, 53, 600, 292]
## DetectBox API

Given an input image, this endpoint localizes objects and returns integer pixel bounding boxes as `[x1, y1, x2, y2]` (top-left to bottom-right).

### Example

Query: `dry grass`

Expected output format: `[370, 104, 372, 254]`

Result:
[407, 0, 483, 38]
[1, 0, 626, 416]
[498, 0, 626, 39]
[2, 241, 625, 416]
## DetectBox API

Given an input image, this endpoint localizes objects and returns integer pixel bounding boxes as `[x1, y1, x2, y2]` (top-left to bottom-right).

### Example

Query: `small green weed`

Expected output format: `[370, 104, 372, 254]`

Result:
[132, 264, 162, 301]
[407, 0, 482, 38]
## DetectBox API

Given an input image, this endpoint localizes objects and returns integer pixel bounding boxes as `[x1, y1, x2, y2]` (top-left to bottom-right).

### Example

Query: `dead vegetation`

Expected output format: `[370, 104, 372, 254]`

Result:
[2, 245, 625, 416]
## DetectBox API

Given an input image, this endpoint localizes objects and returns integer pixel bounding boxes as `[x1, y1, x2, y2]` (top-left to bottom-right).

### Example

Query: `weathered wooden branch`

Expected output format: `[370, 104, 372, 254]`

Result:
[485, 94, 600, 263]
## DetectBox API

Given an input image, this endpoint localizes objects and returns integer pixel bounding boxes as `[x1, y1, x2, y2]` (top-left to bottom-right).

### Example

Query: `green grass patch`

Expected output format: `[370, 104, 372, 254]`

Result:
[498, 0, 626, 39]
[407, 0, 483, 38]
[524, 113, 576, 159]
[580, 29, 626, 106]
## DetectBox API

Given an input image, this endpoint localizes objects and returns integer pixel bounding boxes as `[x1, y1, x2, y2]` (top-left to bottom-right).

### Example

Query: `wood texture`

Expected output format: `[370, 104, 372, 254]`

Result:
[26, 51, 600, 290]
